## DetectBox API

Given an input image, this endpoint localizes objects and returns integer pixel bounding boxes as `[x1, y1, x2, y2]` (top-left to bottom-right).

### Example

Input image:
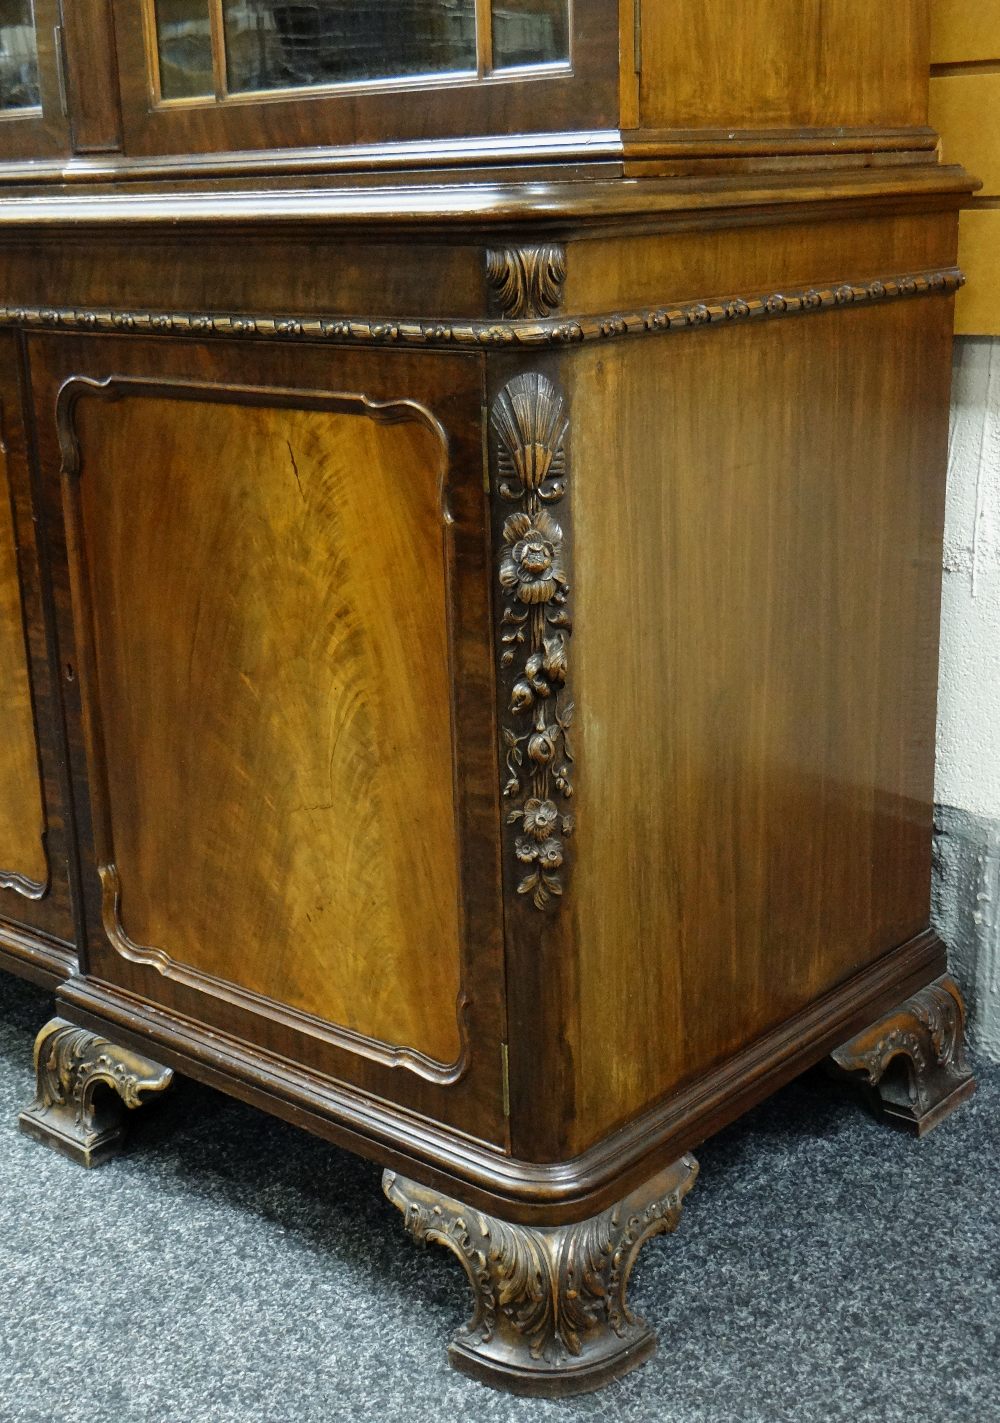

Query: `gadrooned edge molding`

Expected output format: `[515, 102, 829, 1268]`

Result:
[0, 267, 964, 352]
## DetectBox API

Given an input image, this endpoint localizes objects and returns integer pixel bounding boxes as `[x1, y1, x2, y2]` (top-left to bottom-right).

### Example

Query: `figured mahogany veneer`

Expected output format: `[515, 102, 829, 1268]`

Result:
[0, 0, 979, 1399]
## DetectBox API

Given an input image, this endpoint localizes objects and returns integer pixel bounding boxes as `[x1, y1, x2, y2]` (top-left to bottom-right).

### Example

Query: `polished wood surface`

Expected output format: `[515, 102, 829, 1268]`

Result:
[638, 0, 931, 132]
[0, 0, 977, 1361]
[67, 385, 463, 1065]
[565, 290, 954, 1149]
[110, 0, 618, 158]
[0, 401, 47, 894]
[30, 332, 507, 1142]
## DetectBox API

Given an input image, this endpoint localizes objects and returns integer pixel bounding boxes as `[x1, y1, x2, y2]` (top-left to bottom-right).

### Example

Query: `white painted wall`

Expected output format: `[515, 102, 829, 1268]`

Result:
[936, 338, 1000, 819]
[934, 336, 1000, 1060]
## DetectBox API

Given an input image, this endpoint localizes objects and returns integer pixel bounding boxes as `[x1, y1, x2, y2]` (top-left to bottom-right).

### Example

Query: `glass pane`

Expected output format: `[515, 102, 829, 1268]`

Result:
[493, 0, 568, 69]
[155, 0, 215, 100]
[223, 0, 477, 95]
[0, 0, 40, 110]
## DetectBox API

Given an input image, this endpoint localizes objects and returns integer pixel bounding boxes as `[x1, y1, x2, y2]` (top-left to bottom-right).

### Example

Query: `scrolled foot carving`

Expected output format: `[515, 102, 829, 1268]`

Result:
[384, 1154, 698, 1397]
[828, 975, 976, 1136]
[18, 1017, 174, 1167]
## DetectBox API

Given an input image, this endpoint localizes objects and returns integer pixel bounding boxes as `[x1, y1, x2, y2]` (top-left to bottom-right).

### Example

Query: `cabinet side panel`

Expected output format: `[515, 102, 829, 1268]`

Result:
[71, 390, 464, 1066]
[639, 0, 930, 131]
[0, 413, 47, 893]
[567, 296, 953, 1148]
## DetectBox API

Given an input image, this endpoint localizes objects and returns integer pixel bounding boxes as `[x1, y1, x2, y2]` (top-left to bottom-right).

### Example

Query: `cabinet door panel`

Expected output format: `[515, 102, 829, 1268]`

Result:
[0, 331, 75, 970]
[31, 335, 504, 1138]
[0, 402, 46, 896]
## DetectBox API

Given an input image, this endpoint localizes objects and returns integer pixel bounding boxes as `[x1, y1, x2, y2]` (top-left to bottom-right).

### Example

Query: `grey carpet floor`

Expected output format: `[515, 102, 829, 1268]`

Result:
[0, 970, 997, 1423]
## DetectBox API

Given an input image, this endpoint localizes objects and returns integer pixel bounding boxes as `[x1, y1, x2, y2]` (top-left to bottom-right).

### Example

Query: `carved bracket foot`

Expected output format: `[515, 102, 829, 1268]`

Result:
[18, 1017, 174, 1167]
[383, 1154, 698, 1398]
[828, 975, 976, 1136]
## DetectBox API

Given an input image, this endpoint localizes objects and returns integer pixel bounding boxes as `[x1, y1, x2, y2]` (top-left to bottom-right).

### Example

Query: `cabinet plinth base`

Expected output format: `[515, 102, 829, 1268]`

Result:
[18, 1017, 174, 1167]
[383, 1153, 698, 1398]
[828, 975, 976, 1136]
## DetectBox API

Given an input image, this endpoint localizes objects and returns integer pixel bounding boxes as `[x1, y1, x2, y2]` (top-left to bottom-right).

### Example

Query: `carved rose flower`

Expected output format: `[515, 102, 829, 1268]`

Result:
[500, 511, 566, 605]
[515, 834, 564, 871]
[523, 797, 559, 841]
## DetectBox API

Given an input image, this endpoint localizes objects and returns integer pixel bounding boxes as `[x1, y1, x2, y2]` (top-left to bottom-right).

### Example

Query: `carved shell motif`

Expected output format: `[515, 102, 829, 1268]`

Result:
[492, 373, 574, 910]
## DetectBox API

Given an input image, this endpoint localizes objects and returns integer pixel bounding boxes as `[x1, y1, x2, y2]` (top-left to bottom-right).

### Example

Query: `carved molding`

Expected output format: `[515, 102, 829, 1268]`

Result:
[491, 374, 574, 911]
[0, 866, 47, 899]
[486, 245, 567, 319]
[829, 974, 976, 1135]
[56, 375, 471, 1088]
[0, 266, 963, 352]
[384, 1155, 698, 1394]
[19, 1016, 173, 1166]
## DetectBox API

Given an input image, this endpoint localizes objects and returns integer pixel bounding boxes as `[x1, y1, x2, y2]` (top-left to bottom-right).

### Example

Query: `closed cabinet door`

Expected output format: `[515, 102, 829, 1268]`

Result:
[0, 331, 74, 968]
[28, 332, 507, 1142]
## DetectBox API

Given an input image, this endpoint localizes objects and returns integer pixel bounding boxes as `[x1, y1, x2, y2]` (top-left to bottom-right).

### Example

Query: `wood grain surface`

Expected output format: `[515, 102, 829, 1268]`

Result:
[639, 0, 931, 132]
[0, 407, 47, 894]
[564, 293, 954, 1148]
[69, 385, 464, 1065]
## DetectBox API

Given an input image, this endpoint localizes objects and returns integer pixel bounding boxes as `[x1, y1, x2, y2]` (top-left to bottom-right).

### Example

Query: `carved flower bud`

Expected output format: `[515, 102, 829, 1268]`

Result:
[510, 680, 534, 714]
[528, 727, 559, 766]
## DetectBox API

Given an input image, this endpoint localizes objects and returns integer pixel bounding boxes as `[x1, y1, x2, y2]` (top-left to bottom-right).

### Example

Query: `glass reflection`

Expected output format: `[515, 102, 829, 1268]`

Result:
[493, 0, 568, 69]
[223, 1, 478, 95]
[0, 0, 39, 110]
[155, 0, 215, 99]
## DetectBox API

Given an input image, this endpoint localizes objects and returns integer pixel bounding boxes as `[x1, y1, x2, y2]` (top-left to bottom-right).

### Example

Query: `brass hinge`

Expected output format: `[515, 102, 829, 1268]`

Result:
[633, 0, 642, 75]
[500, 1041, 510, 1119]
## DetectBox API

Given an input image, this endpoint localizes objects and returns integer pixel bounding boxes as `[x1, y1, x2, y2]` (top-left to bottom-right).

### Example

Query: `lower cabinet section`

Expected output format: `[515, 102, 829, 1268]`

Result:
[0, 196, 981, 1399]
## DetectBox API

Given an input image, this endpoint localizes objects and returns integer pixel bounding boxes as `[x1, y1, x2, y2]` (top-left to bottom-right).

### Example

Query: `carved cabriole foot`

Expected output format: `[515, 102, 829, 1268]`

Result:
[828, 975, 976, 1136]
[384, 1154, 698, 1398]
[18, 1017, 174, 1167]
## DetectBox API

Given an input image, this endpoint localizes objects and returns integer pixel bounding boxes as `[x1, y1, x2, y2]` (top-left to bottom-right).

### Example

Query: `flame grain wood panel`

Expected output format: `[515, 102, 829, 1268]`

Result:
[0, 403, 47, 895]
[67, 389, 464, 1066]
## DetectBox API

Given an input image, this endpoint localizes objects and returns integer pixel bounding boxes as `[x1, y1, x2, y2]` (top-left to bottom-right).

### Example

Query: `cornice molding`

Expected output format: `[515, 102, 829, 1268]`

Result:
[0, 267, 964, 353]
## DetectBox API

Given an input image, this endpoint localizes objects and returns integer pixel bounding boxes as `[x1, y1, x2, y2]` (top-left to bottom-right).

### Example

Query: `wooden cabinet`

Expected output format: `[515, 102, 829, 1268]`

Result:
[0, 0, 980, 1399]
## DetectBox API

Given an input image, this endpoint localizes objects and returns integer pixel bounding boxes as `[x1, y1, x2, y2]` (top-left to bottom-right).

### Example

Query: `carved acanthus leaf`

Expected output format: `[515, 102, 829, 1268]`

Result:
[486, 246, 567, 320]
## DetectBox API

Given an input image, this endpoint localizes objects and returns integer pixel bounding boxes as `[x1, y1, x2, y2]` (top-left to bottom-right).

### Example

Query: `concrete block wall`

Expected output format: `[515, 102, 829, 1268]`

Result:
[934, 336, 1000, 1060]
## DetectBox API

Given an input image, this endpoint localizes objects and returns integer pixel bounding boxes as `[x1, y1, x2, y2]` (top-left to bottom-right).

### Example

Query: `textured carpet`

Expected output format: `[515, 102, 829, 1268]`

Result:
[0, 970, 997, 1423]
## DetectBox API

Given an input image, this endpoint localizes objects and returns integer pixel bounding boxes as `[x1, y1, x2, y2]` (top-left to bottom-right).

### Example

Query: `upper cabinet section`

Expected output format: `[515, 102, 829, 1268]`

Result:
[112, 0, 617, 156]
[636, 0, 932, 133]
[0, 0, 945, 170]
[0, 0, 68, 157]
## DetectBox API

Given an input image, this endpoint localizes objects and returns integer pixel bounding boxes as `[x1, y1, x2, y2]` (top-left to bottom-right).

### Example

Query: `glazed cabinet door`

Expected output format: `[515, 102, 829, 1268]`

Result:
[109, 0, 617, 156]
[28, 333, 507, 1142]
[0, 330, 75, 979]
[0, 0, 69, 158]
